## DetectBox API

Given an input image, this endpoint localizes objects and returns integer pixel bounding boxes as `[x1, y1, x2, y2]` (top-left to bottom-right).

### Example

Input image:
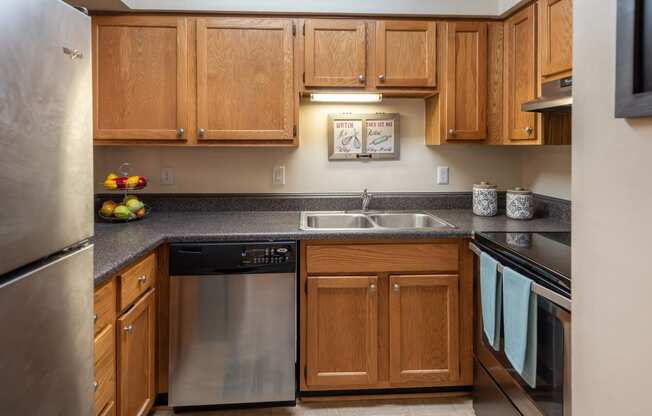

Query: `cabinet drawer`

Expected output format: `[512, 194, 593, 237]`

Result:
[98, 401, 115, 416]
[120, 252, 156, 311]
[94, 279, 116, 335]
[306, 243, 459, 274]
[94, 325, 116, 416]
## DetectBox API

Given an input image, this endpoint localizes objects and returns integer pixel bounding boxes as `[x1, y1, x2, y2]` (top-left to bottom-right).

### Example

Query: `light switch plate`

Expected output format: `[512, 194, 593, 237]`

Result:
[273, 166, 285, 185]
[161, 167, 175, 185]
[437, 166, 449, 185]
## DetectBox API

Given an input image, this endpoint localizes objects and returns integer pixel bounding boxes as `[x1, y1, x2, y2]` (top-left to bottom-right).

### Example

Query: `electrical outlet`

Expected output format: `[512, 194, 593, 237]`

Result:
[272, 166, 285, 186]
[437, 166, 449, 185]
[161, 167, 175, 185]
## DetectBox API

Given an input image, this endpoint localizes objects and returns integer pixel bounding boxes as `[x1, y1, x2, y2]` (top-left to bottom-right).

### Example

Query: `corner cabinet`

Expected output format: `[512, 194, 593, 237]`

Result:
[92, 16, 189, 141]
[195, 18, 297, 144]
[300, 241, 473, 393]
[503, 4, 538, 143]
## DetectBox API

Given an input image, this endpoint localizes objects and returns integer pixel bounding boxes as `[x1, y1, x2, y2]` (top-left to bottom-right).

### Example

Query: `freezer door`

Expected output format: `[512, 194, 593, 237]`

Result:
[0, 0, 93, 276]
[0, 244, 94, 416]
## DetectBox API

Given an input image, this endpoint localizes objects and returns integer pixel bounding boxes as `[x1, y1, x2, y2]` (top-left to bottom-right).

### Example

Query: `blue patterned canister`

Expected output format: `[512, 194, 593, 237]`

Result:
[473, 182, 498, 217]
[506, 188, 534, 220]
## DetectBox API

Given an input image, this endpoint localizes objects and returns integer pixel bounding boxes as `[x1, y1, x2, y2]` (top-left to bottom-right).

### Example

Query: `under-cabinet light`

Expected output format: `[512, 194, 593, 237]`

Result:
[309, 93, 383, 103]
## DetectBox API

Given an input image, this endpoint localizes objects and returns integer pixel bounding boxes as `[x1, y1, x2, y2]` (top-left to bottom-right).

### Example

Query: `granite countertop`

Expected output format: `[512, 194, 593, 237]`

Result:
[93, 209, 570, 286]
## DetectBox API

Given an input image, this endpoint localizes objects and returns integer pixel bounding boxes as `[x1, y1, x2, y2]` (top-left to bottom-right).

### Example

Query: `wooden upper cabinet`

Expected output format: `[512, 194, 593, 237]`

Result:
[306, 276, 378, 388]
[444, 22, 488, 140]
[539, 0, 573, 79]
[196, 18, 295, 142]
[117, 289, 155, 416]
[304, 19, 367, 87]
[92, 16, 188, 141]
[389, 274, 460, 385]
[504, 4, 538, 142]
[375, 21, 437, 88]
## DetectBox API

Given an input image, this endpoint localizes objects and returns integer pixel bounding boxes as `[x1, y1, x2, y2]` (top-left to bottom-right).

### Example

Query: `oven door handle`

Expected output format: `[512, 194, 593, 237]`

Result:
[469, 242, 572, 311]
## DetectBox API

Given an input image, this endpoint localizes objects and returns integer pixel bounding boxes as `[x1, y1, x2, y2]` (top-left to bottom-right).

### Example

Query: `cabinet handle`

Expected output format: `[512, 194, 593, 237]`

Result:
[524, 126, 533, 135]
[62, 47, 83, 60]
[448, 129, 455, 137]
[198, 128, 205, 138]
[393, 283, 400, 292]
[93, 313, 97, 322]
[124, 324, 134, 333]
[94, 381, 99, 391]
[137, 275, 147, 284]
[358, 74, 366, 83]
[378, 74, 385, 82]
[177, 128, 184, 139]
[369, 283, 377, 292]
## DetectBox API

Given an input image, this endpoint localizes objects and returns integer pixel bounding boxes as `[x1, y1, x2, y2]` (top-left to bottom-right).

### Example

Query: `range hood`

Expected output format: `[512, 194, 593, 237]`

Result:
[522, 76, 572, 112]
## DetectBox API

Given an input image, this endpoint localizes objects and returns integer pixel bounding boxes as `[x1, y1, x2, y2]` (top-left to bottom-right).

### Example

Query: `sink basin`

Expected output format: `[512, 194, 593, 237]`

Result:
[367, 212, 454, 229]
[299, 211, 455, 230]
[302, 212, 375, 230]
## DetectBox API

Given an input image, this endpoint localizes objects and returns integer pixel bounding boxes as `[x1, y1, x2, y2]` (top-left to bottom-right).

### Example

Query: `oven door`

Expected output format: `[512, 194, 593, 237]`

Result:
[473, 244, 571, 416]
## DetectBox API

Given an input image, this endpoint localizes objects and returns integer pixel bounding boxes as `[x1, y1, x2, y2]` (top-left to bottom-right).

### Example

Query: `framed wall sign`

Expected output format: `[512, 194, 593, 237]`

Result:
[615, 0, 652, 118]
[328, 113, 400, 160]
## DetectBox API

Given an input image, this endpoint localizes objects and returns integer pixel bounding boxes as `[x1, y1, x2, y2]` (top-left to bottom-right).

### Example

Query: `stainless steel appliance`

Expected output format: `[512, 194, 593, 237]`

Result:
[0, 0, 94, 414]
[522, 77, 572, 112]
[168, 242, 297, 409]
[471, 232, 571, 416]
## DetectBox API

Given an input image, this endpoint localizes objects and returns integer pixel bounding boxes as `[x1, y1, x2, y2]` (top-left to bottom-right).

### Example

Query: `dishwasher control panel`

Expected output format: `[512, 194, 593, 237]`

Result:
[169, 241, 296, 275]
[241, 246, 291, 265]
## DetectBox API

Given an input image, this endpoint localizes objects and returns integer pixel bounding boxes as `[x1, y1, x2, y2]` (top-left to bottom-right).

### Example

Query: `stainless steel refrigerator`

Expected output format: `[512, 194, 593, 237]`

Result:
[0, 0, 95, 414]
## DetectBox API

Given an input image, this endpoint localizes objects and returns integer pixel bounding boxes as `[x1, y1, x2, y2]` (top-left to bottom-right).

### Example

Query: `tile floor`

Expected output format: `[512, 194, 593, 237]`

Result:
[152, 397, 475, 416]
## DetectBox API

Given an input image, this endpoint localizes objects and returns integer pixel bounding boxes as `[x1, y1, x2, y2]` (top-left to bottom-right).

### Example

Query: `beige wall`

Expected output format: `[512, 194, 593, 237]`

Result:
[573, 0, 652, 415]
[95, 99, 534, 194]
[521, 146, 572, 200]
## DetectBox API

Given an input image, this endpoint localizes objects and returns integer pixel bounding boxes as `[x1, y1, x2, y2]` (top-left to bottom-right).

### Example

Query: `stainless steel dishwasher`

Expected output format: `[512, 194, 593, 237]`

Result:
[168, 242, 297, 409]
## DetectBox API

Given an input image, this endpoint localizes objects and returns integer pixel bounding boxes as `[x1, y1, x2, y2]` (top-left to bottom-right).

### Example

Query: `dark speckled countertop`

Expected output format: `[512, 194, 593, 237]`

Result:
[93, 209, 570, 286]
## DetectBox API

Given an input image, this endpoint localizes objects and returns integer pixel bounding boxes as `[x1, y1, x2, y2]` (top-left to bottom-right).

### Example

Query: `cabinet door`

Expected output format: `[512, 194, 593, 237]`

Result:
[389, 275, 460, 385]
[196, 18, 295, 141]
[539, 0, 573, 78]
[444, 22, 487, 140]
[375, 21, 437, 88]
[117, 289, 155, 416]
[304, 19, 367, 87]
[306, 276, 378, 388]
[92, 16, 188, 141]
[504, 5, 538, 141]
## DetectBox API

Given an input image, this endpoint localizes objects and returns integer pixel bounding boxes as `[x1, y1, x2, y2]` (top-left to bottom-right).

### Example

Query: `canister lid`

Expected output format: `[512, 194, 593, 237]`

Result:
[474, 181, 497, 189]
[507, 187, 532, 194]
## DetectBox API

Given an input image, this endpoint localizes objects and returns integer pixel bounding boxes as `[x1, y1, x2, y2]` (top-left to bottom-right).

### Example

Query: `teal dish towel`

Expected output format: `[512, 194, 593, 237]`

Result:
[480, 252, 501, 351]
[502, 267, 538, 388]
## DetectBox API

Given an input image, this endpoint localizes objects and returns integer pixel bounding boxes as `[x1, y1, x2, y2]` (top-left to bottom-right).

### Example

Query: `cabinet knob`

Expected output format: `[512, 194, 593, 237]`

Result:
[448, 129, 455, 137]
[177, 128, 185, 139]
[369, 283, 377, 292]
[378, 74, 385, 82]
[524, 126, 533, 135]
[62, 47, 83, 60]
[124, 324, 134, 333]
[358, 74, 366, 83]
[393, 283, 400, 292]
[198, 128, 205, 138]
[93, 381, 99, 391]
[137, 275, 147, 284]
[93, 313, 97, 322]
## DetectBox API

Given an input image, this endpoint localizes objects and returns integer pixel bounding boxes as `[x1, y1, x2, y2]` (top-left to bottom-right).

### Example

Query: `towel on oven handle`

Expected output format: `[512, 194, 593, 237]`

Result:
[480, 252, 501, 351]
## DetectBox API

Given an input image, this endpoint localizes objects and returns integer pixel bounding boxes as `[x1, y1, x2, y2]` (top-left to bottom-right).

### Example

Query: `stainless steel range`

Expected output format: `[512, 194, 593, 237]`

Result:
[471, 232, 571, 416]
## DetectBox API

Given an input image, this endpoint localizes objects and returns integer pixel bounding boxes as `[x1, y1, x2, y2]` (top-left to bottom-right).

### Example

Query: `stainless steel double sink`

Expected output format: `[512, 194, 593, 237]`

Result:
[299, 211, 456, 231]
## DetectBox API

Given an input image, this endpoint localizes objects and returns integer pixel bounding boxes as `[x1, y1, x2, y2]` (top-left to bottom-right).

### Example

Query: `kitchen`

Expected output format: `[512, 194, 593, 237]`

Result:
[0, 0, 648, 416]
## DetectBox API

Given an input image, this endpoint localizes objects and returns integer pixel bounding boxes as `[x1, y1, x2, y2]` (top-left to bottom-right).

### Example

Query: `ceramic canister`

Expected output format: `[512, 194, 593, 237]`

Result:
[473, 182, 498, 217]
[506, 188, 534, 220]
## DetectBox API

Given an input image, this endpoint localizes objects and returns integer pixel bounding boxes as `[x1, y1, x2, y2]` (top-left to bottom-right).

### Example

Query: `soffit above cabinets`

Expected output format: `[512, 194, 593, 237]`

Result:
[64, 0, 525, 17]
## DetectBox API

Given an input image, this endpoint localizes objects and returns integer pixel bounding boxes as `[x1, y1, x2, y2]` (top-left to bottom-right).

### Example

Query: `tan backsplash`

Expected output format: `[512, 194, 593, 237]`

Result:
[94, 99, 570, 197]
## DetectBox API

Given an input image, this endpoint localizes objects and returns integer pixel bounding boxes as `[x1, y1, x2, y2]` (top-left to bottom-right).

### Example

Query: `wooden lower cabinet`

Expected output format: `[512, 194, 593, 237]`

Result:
[388, 274, 459, 385]
[117, 288, 156, 416]
[300, 240, 473, 392]
[306, 276, 379, 387]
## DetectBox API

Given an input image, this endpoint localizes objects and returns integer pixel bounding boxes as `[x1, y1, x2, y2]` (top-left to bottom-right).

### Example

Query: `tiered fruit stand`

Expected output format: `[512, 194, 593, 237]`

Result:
[98, 163, 151, 222]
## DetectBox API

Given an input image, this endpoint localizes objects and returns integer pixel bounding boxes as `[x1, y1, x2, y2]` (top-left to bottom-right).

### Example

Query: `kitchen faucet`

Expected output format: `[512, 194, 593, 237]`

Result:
[361, 188, 372, 211]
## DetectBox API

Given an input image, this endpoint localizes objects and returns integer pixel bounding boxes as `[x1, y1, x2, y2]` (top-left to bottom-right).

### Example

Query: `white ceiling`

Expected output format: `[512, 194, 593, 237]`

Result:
[67, 0, 526, 16]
